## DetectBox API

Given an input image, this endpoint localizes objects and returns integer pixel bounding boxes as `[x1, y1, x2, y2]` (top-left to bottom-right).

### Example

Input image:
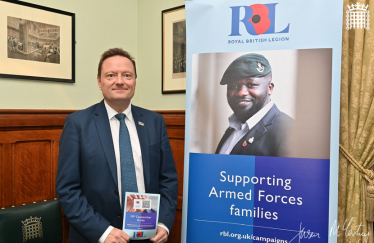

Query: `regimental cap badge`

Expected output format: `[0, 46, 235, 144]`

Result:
[256, 62, 264, 73]
[22, 216, 43, 243]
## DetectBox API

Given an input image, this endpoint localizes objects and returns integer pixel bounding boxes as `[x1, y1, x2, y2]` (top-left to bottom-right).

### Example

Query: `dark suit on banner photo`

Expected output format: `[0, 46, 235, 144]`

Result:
[215, 105, 293, 157]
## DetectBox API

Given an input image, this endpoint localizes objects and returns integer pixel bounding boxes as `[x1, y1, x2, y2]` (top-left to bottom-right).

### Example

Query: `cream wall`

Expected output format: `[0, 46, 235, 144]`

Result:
[1, 0, 186, 110]
[135, 0, 185, 110]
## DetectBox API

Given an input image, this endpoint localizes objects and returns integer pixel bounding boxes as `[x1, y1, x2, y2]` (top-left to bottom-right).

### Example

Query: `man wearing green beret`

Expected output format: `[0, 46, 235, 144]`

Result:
[215, 53, 293, 157]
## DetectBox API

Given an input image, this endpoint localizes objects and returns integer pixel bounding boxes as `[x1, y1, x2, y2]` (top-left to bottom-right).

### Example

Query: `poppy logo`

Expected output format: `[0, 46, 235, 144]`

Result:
[133, 231, 145, 238]
[229, 3, 290, 36]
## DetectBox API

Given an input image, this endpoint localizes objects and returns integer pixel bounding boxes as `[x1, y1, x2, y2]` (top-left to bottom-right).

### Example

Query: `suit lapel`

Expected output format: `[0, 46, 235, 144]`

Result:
[231, 105, 280, 155]
[215, 127, 235, 153]
[230, 123, 267, 154]
[131, 106, 150, 192]
[94, 101, 118, 188]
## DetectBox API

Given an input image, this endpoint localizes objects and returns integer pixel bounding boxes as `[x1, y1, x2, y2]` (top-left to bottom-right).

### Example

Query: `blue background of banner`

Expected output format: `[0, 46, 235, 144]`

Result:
[187, 154, 329, 242]
[187, 153, 255, 242]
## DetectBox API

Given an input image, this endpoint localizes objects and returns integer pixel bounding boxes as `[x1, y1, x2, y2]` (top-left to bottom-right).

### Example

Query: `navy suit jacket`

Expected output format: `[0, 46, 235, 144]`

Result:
[56, 101, 178, 243]
[215, 105, 293, 157]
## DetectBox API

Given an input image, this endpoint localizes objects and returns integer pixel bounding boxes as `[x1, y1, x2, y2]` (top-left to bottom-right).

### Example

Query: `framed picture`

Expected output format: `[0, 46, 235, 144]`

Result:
[162, 5, 186, 94]
[0, 0, 75, 83]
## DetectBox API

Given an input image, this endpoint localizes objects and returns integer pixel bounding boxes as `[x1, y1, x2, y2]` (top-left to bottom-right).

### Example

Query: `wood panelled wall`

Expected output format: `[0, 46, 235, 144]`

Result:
[0, 109, 185, 243]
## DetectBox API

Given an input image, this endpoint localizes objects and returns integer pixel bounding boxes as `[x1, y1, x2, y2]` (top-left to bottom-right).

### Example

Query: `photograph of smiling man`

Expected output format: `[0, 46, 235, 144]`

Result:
[215, 53, 293, 157]
[189, 49, 333, 159]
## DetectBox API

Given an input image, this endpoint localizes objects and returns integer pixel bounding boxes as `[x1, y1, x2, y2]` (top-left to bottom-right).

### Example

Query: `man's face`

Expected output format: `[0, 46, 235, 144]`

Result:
[227, 74, 274, 122]
[97, 55, 136, 111]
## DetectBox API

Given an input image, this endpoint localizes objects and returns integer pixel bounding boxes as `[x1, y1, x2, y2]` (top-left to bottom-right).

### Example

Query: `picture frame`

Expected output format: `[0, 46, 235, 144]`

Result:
[162, 5, 186, 94]
[0, 0, 75, 83]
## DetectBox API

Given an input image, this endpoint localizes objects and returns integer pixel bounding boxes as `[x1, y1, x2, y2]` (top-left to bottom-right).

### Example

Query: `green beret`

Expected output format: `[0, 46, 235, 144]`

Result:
[220, 53, 272, 85]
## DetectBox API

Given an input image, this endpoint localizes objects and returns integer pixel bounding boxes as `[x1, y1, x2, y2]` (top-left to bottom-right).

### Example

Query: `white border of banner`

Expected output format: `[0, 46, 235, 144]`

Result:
[182, 1, 343, 243]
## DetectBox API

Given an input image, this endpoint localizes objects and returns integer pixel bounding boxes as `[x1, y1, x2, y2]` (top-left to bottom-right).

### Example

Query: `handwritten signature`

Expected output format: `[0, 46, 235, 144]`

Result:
[330, 218, 370, 243]
[289, 223, 320, 243]
[288, 218, 370, 243]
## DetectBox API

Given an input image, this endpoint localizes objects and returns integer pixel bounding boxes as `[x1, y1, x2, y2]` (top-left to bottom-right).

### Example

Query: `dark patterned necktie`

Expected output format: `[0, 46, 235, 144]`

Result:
[115, 113, 138, 211]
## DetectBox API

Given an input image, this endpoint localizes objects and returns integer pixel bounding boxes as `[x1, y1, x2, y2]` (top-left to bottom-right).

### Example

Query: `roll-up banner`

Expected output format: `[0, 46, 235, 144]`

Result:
[182, 1, 343, 243]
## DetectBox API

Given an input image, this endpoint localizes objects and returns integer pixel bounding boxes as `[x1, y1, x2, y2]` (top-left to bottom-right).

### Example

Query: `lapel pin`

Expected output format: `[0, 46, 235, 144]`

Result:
[138, 121, 144, 126]
[242, 141, 247, 147]
[248, 137, 254, 144]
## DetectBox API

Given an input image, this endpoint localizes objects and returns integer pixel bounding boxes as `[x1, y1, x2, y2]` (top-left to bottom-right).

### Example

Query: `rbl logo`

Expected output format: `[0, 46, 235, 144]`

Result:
[230, 3, 290, 36]
[133, 231, 144, 238]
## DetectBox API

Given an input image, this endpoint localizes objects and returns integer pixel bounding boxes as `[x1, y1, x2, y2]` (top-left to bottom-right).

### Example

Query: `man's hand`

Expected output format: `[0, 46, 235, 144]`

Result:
[126, 194, 147, 213]
[104, 228, 130, 243]
[150, 226, 168, 243]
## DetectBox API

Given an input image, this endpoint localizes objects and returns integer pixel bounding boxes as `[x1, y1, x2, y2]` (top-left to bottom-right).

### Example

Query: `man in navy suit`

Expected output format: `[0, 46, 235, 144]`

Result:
[215, 53, 293, 157]
[56, 48, 178, 243]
